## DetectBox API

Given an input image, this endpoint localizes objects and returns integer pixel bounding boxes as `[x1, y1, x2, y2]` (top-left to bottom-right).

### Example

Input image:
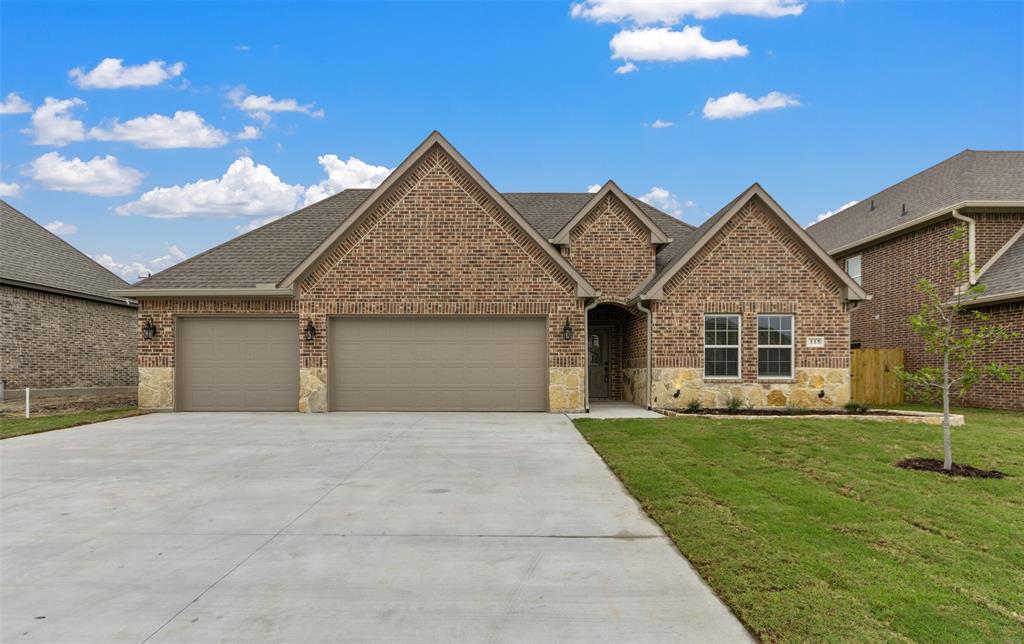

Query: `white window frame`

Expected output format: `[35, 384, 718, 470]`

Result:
[845, 254, 862, 285]
[703, 314, 742, 380]
[757, 314, 795, 380]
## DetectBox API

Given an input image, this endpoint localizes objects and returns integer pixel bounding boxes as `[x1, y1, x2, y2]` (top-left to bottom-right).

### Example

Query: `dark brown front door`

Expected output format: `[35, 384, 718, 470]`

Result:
[588, 327, 610, 399]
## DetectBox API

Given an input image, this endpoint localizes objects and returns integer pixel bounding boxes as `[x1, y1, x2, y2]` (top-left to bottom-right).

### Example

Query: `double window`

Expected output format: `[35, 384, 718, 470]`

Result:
[757, 315, 794, 378]
[704, 314, 740, 378]
[703, 313, 796, 379]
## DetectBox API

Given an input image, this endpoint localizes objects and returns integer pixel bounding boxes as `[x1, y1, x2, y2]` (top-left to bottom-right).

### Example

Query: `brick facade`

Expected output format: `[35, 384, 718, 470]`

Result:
[836, 212, 1024, 410]
[562, 193, 656, 300]
[650, 197, 851, 409]
[1, 284, 137, 390]
[136, 146, 586, 412]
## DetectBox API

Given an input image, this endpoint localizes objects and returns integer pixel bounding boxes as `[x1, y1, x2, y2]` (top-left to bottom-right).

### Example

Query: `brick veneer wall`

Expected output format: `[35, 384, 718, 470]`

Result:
[562, 193, 656, 299]
[962, 301, 1024, 409]
[651, 197, 851, 408]
[1, 284, 137, 390]
[837, 213, 1024, 409]
[136, 145, 586, 411]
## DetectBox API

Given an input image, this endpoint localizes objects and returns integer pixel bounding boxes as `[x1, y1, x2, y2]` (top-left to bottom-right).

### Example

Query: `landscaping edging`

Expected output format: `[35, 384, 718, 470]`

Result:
[655, 408, 965, 426]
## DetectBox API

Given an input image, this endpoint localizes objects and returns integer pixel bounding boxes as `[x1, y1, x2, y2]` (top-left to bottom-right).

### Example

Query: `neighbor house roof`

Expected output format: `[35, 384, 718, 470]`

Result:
[0, 200, 133, 306]
[806, 150, 1024, 254]
[969, 229, 1024, 305]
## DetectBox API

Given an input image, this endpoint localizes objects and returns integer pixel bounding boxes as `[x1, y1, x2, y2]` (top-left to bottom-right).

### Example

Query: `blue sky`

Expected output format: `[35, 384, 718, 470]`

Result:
[2, 1, 1022, 280]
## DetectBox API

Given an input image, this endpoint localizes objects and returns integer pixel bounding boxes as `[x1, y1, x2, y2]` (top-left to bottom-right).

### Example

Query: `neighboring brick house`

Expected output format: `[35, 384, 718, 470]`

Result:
[115, 132, 865, 413]
[807, 150, 1024, 410]
[0, 201, 137, 397]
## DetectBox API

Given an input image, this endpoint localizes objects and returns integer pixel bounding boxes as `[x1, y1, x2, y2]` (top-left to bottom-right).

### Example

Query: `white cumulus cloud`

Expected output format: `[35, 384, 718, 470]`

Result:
[639, 186, 694, 218]
[571, 0, 805, 24]
[587, 184, 602, 193]
[89, 111, 229, 148]
[24, 152, 143, 197]
[702, 91, 800, 119]
[229, 85, 324, 123]
[615, 62, 638, 74]
[93, 244, 188, 281]
[236, 125, 262, 140]
[814, 200, 859, 223]
[24, 97, 87, 146]
[0, 92, 32, 114]
[116, 157, 304, 218]
[70, 58, 185, 89]
[0, 181, 21, 197]
[44, 220, 78, 235]
[650, 119, 674, 128]
[610, 26, 748, 63]
[235, 214, 284, 233]
[302, 155, 392, 206]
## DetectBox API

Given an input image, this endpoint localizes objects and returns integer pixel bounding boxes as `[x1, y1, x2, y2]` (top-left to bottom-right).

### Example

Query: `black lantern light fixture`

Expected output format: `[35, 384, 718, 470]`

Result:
[562, 317, 574, 341]
[142, 317, 158, 340]
[304, 319, 317, 342]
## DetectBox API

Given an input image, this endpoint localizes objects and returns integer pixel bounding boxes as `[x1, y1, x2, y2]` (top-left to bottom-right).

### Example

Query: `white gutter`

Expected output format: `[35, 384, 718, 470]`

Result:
[950, 209, 977, 283]
[110, 286, 294, 298]
[825, 200, 1024, 256]
[948, 289, 1024, 307]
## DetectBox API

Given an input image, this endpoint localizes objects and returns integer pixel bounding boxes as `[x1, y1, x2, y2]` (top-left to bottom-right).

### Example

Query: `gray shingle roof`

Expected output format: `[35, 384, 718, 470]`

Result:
[130, 189, 694, 290]
[977, 235, 1024, 300]
[0, 200, 131, 304]
[806, 150, 1024, 253]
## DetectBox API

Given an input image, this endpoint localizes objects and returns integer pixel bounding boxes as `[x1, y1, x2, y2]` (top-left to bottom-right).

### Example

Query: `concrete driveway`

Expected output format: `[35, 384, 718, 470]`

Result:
[2, 413, 749, 643]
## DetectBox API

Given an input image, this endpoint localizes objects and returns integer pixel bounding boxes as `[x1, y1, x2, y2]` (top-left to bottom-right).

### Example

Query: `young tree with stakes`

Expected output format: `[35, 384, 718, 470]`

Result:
[898, 225, 1022, 471]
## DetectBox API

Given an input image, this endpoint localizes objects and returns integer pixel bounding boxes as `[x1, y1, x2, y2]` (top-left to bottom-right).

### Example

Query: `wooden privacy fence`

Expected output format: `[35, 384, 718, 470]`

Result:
[850, 348, 904, 406]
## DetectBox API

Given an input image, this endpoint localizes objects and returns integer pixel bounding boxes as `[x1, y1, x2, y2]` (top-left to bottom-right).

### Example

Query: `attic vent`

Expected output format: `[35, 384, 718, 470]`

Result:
[869, 199, 875, 211]
[900, 203, 908, 216]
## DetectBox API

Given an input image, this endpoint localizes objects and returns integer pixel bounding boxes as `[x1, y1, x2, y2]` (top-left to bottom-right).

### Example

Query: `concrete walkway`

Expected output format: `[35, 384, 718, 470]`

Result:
[2, 413, 750, 643]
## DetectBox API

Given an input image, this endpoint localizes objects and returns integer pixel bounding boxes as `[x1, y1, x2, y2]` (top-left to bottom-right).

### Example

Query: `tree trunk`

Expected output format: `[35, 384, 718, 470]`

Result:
[943, 352, 952, 470]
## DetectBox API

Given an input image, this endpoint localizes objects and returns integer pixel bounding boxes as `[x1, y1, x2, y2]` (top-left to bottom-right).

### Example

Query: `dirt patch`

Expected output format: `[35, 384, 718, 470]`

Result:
[896, 458, 1007, 479]
[1, 393, 137, 418]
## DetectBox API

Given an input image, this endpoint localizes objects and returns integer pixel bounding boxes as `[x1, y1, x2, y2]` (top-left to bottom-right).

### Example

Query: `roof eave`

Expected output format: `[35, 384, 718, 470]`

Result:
[824, 200, 1024, 256]
[948, 289, 1024, 308]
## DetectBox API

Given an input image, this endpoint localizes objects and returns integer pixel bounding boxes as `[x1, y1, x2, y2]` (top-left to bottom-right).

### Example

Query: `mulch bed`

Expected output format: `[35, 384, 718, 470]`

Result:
[660, 408, 904, 417]
[897, 457, 1007, 479]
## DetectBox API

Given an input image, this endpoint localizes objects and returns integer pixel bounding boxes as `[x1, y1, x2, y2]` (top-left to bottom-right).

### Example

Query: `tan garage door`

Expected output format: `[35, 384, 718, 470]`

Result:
[330, 317, 547, 411]
[177, 318, 298, 411]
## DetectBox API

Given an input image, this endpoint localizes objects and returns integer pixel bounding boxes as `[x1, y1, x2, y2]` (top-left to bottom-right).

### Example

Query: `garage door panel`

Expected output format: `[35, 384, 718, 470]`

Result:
[178, 318, 298, 411]
[330, 317, 547, 411]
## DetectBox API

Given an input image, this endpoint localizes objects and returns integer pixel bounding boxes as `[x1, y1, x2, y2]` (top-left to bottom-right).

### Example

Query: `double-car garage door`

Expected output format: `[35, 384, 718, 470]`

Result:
[176, 317, 547, 412]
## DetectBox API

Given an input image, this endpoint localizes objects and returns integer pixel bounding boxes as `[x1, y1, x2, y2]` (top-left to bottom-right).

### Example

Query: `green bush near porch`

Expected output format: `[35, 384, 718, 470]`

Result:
[574, 406, 1023, 642]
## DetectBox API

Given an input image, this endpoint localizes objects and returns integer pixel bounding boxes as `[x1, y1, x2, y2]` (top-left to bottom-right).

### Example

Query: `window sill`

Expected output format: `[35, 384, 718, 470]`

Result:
[758, 377, 795, 383]
[704, 377, 743, 383]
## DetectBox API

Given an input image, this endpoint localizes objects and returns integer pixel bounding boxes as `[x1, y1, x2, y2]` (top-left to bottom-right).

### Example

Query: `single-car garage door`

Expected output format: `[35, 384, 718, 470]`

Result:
[330, 317, 547, 411]
[177, 318, 299, 411]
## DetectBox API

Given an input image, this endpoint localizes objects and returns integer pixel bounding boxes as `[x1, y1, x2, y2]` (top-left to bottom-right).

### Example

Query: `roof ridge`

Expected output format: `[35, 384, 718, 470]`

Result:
[0, 199, 129, 288]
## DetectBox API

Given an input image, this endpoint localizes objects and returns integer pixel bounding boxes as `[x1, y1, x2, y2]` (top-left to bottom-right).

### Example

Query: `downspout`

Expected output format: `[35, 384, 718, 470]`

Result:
[951, 209, 977, 284]
[583, 297, 601, 412]
[636, 299, 653, 410]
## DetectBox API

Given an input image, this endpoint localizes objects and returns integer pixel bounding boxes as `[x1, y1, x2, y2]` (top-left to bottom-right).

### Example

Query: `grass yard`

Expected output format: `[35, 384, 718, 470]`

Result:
[1, 407, 146, 440]
[575, 407, 1024, 642]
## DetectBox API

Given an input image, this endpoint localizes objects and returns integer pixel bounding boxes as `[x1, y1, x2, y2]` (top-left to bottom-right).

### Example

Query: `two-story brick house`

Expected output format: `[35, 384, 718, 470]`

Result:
[807, 150, 1024, 410]
[115, 132, 866, 413]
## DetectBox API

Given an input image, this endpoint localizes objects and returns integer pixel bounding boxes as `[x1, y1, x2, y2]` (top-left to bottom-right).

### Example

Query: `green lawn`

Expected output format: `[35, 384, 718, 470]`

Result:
[575, 407, 1024, 642]
[1, 407, 146, 439]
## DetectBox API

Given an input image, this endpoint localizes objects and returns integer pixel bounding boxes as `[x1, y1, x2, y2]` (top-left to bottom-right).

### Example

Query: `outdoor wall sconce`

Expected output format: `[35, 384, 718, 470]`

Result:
[304, 319, 317, 342]
[562, 317, 574, 341]
[142, 317, 158, 340]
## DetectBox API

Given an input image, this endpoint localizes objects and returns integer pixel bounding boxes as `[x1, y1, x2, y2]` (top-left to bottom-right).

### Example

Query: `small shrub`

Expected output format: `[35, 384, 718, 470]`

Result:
[725, 396, 744, 412]
[685, 399, 703, 413]
[844, 400, 871, 414]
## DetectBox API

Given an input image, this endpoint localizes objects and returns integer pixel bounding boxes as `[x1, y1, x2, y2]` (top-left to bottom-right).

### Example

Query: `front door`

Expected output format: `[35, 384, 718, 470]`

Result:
[588, 327, 610, 399]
